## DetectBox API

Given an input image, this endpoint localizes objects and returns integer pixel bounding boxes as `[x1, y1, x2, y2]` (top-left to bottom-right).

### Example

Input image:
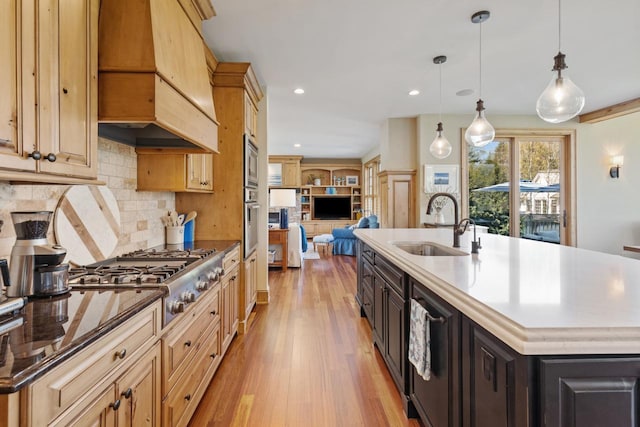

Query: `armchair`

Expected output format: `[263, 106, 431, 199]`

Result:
[332, 215, 379, 256]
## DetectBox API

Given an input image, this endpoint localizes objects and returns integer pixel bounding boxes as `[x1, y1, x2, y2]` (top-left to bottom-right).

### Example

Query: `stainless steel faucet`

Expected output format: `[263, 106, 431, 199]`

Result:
[458, 218, 482, 254]
[426, 192, 461, 247]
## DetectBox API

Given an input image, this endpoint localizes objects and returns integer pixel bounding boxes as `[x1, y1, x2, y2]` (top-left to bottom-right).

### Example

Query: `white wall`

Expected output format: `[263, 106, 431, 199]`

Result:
[379, 117, 417, 171]
[415, 111, 640, 255]
[574, 112, 640, 255]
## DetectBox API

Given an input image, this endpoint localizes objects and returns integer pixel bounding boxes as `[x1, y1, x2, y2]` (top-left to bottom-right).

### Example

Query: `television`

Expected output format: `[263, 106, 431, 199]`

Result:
[313, 196, 351, 220]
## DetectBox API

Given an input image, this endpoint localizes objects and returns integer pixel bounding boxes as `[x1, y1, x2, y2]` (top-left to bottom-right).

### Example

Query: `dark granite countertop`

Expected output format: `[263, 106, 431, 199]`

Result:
[0, 288, 165, 393]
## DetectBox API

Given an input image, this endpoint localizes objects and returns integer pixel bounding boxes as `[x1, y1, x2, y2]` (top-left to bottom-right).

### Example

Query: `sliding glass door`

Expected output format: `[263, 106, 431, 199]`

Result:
[462, 130, 575, 245]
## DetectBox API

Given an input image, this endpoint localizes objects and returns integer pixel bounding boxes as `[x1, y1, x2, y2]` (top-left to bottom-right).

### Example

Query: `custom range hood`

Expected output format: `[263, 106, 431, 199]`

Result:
[98, 0, 219, 151]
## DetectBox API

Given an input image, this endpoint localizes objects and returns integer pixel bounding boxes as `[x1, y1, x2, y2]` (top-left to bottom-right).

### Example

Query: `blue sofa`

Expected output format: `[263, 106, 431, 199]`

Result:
[332, 215, 379, 256]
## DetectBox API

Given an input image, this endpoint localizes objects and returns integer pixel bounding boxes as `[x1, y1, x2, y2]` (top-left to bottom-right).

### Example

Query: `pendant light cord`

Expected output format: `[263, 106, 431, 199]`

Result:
[479, 21, 483, 99]
[438, 61, 443, 122]
[558, 0, 562, 52]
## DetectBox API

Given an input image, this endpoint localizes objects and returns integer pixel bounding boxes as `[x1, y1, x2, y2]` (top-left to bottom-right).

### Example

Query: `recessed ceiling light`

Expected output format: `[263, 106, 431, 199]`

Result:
[409, 90, 420, 96]
[294, 88, 305, 94]
[294, 143, 301, 148]
[456, 89, 474, 96]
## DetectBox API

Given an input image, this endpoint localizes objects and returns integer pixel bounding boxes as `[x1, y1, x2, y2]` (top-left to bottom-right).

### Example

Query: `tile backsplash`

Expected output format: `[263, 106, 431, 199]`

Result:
[0, 137, 175, 261]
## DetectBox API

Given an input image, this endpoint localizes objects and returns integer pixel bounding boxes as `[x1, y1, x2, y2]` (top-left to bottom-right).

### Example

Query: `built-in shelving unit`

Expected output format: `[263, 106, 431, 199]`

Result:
[268, 158, 362, 237]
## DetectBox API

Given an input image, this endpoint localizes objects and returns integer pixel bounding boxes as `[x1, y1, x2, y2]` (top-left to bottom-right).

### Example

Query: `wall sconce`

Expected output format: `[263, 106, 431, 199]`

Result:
[610, 155, 624, 178]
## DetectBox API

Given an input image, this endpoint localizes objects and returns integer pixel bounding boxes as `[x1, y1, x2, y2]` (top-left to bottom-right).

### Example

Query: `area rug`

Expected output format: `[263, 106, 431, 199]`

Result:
[303, 250, 320, 260]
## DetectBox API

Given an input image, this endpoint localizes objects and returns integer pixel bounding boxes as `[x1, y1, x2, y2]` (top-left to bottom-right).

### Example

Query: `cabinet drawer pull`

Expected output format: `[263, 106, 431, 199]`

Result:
[115, 348, 127, 359]
[185, 394, 191, 401]
[414, 298, 447, 323]
[184, 340, 192, 347]
[121, 388, 132, 399]
[110, 399, 121, 411]
[0, 138, 11, 144]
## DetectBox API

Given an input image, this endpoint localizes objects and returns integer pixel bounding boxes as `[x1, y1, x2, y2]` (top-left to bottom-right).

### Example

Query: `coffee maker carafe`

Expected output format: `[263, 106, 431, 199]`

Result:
[8, 211, 69, 297]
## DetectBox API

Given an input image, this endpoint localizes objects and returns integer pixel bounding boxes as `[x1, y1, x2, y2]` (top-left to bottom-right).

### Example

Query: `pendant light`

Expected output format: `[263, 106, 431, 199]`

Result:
[536, 0, 585, 123]
[429, 55, 452, 159]
[465, 10, 495, 148]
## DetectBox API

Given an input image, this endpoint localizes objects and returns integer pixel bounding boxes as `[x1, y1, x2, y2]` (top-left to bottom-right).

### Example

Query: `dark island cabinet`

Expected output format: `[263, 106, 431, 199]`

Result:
[356, 240, 640, 427]
[408, 278, 461, 427]
[385, 282, 406, 391]
[372, 269, 385, 348]
[361, 259, 374, 325]
[540, 357, 640, 427]
[462, 317, 531, 427]
[356, 241, 408, 395]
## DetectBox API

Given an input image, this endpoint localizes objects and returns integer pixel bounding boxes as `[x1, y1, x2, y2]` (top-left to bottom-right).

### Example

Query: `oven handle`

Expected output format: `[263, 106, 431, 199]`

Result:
[249, 204, 260, 209]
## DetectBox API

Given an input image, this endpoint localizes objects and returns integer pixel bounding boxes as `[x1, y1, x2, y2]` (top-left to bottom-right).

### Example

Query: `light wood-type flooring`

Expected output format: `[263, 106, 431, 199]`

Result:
[189, 251, 421, 427]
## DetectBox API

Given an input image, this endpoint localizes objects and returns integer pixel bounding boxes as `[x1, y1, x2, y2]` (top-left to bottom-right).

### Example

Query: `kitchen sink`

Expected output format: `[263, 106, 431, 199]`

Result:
[391, 241, 468, 257]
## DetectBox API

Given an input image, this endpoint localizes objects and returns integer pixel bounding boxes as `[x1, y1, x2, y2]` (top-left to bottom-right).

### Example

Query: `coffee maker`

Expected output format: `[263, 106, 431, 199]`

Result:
[8, 211, 69, 298]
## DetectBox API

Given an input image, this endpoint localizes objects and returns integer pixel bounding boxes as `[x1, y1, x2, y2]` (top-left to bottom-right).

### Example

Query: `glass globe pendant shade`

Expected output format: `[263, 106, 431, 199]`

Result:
[536, 56, 585, 123]
[429, 122, 452, 159]
[465, 100, 495, 147]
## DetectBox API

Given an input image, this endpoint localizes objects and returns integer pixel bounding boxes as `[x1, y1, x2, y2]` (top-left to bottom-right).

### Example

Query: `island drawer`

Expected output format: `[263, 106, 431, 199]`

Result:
[374, 253, 405, 296]
[362, 243, 374, 264]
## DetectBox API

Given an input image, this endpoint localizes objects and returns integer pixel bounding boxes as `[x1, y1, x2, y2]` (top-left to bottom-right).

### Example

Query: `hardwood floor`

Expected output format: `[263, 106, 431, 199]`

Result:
[189, 252, 421, 427]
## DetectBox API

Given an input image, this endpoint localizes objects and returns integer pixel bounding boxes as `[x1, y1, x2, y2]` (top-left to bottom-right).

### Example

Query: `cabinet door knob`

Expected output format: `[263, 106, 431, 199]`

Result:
[110, 399, 121, 411]
[210, 352, 217, 359]
[121, 388, 132, 399]
[44, 153, 56, 162]
[184, 340, 192, 347]
[28, 150, 42, 160]
[210, 310, 217, 316]
[115, 348, 127, 359]
[185, 394, 191, 401]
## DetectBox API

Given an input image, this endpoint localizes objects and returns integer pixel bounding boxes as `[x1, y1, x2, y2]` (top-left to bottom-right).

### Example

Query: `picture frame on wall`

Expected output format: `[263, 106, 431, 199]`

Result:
[346, 175, 359, 185]
[424, 164, 459, 194]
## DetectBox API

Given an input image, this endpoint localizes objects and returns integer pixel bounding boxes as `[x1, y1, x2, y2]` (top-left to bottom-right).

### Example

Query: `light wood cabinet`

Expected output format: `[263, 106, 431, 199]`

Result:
[161, 283, 221, 427]
[378, 170, 417, 228]
[245, 93, 258, 138]
[186, 153, 213, 191]
[53, 342, 161, 427]
[268, 155, 302, 187]
[302, 220, 353, 238]
[27, 300, 162, 426]
[48, 384, 116, 427]
[0, 0, 98, 182]
[221, 248, 240, 353]
[240, 251, 257, 334]
[136, 148, 213, 192]
[116, 343, 161, 427]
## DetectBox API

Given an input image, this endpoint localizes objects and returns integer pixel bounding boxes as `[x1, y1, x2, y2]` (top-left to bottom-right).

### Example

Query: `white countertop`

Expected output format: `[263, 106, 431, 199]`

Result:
[355, 228, 640, 355]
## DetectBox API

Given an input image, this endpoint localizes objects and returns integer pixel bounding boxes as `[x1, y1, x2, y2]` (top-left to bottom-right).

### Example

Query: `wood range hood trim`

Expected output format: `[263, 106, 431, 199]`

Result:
[97, 0, 219, 152]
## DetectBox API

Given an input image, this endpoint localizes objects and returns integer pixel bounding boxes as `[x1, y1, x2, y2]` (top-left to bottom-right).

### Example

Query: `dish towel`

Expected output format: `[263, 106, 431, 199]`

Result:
[408, 299, 432, 381]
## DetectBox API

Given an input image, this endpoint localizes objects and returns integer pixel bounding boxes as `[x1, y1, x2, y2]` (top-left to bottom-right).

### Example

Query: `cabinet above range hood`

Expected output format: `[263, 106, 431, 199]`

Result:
[98, 0, 219, 152]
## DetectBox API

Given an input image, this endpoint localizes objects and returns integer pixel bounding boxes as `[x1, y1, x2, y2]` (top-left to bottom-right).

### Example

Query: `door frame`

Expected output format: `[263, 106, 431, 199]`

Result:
[460, 128, 576, 246]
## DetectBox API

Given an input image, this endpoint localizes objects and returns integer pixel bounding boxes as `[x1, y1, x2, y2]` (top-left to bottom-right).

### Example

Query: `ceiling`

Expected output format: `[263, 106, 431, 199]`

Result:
[202, 0, 640, 159]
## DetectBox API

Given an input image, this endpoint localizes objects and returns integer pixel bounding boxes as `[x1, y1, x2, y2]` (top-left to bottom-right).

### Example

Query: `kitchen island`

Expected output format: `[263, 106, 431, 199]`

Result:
[354, 227, 640, 427]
